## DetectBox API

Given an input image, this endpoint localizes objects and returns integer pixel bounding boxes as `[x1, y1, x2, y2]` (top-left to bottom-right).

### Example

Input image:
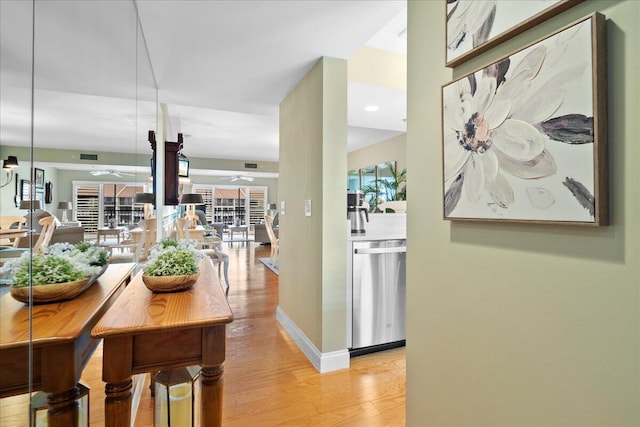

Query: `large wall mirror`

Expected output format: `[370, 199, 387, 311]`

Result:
[0, 0, 157, 421]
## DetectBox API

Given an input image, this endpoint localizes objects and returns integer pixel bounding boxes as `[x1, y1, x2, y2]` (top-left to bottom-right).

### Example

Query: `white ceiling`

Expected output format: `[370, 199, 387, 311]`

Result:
[0, 0, 407, 173]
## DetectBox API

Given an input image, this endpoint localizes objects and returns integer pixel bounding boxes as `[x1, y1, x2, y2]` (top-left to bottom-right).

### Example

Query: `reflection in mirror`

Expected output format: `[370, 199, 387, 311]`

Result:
[0, 1, 157, 425]
[0, 0, 35, 410]
[136, 10, 159, 261]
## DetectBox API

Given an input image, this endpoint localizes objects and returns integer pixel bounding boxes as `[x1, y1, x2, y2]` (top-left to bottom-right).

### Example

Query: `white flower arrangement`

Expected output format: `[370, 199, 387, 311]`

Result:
[1, 242, 109, 288]
[142, 239, 206, 277]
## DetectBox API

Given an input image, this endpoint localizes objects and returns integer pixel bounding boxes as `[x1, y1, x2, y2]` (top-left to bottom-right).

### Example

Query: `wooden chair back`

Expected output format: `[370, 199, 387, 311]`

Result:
[139, 218, 157, 261]
[264, 215, 279, 266]
[175, 217, 229, 289]
[108, 229, 147, 264]
[32, 216, 56, 254]
[0, 216, 26, 247]
[175, 218, 189, 241]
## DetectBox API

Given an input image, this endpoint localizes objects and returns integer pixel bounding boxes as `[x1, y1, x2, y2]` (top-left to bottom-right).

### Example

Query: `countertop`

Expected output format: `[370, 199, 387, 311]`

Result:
[348, 231, 406, 241]
[346, 213, 406, 241]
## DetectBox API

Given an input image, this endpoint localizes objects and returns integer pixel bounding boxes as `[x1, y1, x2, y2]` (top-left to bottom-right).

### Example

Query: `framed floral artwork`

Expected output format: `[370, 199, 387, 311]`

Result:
[442, 13, 607, 225]
[446, 0, 584, 68]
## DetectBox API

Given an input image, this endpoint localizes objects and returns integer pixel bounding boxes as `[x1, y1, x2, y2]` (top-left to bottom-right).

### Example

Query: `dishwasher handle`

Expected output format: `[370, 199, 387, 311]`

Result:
[354, 246, 406, 255]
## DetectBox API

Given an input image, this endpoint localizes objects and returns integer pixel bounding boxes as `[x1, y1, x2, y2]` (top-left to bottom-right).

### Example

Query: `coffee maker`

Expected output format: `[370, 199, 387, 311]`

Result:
[347, 191, 369, 235]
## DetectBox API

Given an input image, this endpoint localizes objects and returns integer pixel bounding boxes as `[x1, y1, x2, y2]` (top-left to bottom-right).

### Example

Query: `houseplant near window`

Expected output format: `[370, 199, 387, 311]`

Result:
[2, 242, 110, 303]
[141, 239, 205, 292]
[361, 161, 407, 212]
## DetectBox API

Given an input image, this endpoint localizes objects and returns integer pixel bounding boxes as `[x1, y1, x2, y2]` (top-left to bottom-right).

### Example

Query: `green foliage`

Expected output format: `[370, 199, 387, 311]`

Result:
[381, 161, 407, 201]
[74, 241, 109, 266]
[2, 241, 109, 287]
[11, 254, 85, 287]
[158, 238, 178, 249]
[360, 162, 407, 210]
[143, 239, 205, 277]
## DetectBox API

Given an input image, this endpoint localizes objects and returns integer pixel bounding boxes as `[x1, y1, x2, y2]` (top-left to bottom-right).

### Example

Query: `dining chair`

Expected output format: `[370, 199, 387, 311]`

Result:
[0, 216, 26, 247]
[108, 234, 146, 264]
[264, 215, 279, 267]
[138, 218, 157, 262]
[175, 218, 230, 292]
[32, 216, 56, 254]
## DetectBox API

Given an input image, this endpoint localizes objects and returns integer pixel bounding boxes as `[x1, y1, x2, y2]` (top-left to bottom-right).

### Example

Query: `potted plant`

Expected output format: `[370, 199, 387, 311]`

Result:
[141, 239, 206, 293]
[2, 242, 110, 304]
[361, 162, 407, 212]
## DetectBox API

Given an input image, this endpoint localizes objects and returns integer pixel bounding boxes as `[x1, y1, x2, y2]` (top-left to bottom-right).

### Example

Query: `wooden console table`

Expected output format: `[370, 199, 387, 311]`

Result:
[0, 263, 135, 427]
[92, 258, 233, 426]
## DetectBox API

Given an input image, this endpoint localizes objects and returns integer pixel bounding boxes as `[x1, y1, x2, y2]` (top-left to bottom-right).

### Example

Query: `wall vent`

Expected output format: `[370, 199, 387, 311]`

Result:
[244, 163, 257, 169]
[80, 153, 98, 161]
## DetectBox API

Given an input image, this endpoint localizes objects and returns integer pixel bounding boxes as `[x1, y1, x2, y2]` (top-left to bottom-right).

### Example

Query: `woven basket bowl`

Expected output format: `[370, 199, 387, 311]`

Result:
[142, 272, 199, 293]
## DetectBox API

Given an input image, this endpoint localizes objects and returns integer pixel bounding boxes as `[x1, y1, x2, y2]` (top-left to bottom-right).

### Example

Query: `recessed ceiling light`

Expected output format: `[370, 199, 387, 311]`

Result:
[364, 105, 379, 112]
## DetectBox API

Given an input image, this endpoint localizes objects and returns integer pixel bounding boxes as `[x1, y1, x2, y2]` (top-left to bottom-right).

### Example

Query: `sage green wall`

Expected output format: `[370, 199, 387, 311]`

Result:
[0, 145, 279, 217]
[406, 1, 639, 425]
[279, 57, 348, 353]
[188, 157, 278, 174]
[347, 133, 406, 174]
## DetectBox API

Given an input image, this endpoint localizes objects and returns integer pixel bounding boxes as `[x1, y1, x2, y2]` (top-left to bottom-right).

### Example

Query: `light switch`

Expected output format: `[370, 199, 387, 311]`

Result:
[305, 199, 312, 217]
[280, 201, 286, 215]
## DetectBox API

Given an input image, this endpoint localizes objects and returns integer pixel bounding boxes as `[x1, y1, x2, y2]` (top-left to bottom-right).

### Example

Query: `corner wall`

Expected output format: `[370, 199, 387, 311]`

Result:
[278, 57, 348, 371]
[407, 0, 639, 425]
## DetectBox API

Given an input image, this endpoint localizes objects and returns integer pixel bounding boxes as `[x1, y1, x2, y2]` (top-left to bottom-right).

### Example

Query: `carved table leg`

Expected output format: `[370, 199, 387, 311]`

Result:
[47, 386, 81, 427]
[105, 378, 132, 427]
[200, 365, 224, 427]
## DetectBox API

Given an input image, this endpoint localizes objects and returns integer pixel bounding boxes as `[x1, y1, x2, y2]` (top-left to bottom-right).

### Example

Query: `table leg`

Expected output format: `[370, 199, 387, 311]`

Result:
[46, 386, 82, 427]
[105, 379, 132, 427]
[200, 365, 224, 427]
[102, 336, 133, 427]
[201, 326, 226, 426]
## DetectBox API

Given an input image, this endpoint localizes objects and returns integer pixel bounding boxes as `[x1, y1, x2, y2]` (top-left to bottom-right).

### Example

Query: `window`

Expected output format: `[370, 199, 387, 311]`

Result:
[74, 184, 100, 234]
[196, 185, 268, 226]
[248, 188, 266, 225]
[73, 181, 146, 233]
[192, 185, 214, 223]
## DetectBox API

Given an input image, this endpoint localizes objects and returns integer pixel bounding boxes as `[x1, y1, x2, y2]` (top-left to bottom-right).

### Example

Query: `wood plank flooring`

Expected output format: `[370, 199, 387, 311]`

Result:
[0, 242, 406, 426]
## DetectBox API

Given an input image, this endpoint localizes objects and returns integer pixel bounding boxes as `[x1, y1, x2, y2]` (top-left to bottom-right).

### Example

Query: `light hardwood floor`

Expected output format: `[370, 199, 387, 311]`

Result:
[0, 242, 406, 426]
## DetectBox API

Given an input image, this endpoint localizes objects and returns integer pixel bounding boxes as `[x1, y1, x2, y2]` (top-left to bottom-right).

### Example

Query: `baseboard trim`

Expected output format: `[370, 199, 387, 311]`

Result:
[276, 306, 350, 373]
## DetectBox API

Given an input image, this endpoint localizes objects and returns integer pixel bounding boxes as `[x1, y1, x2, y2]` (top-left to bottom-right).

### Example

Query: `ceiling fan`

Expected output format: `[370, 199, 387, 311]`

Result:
[90, 169, 135, 178]
[221, 175, 255, 182]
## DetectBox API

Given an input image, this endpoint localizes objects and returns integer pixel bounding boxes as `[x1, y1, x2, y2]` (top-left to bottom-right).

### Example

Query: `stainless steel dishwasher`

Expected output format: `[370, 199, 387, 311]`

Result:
[352, 239, 406, 352]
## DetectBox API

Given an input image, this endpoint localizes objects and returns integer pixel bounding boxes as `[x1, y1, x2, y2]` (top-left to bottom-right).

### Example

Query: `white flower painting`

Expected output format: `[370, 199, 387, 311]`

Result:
[442, 14, 607, 224]
[446, 0, 583, 67]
